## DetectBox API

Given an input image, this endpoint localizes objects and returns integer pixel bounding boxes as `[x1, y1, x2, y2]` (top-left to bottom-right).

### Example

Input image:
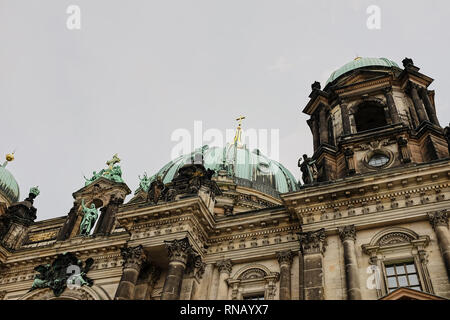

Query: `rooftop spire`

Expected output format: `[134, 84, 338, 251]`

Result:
[233, 116, 246, 146]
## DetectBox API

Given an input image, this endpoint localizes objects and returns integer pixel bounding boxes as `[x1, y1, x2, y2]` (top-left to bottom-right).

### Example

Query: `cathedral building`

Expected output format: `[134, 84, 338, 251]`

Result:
[0, 57, 449, 300]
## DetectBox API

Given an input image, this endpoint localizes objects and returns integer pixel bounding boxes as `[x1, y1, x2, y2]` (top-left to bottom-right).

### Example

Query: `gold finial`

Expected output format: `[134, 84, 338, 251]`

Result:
[354, 56, 362, 61]
[2, 152, 15, 167]
[234, 116, 246, 145]
[6, 152, 14, 162]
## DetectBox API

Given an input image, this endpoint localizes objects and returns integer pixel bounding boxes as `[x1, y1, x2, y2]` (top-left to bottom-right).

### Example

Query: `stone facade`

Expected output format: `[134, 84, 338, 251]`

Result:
[0, 57, 449, 300]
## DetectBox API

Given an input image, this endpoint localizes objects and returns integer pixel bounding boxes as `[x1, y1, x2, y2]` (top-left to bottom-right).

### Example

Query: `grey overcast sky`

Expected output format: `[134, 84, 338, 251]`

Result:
[1, 0, 450, 221]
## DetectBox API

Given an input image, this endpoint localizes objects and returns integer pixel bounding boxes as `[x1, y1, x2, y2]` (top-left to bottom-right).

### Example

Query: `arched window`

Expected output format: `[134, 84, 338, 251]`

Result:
[354, 102, 387, 132]
[227, 265, 279, 300]
[362, 227, 434, 298]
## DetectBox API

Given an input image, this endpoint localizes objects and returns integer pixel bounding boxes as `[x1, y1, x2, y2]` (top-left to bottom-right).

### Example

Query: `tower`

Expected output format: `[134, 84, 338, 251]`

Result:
[302, 57, 449, 183]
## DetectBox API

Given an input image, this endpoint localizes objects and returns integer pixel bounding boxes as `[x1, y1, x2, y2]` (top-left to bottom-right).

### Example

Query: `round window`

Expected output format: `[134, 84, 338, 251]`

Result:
[368, 153, 390, 167]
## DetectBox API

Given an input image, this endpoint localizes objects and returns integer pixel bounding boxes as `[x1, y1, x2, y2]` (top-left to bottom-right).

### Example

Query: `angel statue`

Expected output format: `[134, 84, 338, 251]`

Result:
[147, 176, 165, 204]
[138, 172, 151, 192]
[79, 199, 99, 236]
[30, 264, 52, 291]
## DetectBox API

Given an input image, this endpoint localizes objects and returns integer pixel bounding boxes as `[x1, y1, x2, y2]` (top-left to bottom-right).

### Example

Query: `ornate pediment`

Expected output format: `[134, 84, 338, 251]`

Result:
[377, 232, 413, 246]
[72, 177, 131, 209]
[239, 268, 266, 280]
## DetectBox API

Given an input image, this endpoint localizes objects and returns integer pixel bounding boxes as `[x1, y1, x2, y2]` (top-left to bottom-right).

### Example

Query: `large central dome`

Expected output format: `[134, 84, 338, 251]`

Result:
[144, 144, 299, 196]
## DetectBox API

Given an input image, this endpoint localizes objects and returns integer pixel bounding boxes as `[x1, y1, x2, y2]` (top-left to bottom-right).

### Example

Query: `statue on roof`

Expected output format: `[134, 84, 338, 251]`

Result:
[79, 199, 99, 236]
[138, 172, 152, 193]
[84, 154, 124, 186]
[29, 186, 40, 197]
[299, 154, 318, 185]
[147, 176, 165, 204]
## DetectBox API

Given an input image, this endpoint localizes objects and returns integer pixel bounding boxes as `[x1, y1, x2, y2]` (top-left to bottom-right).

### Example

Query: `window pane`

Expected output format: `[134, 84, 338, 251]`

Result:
[398, 275, 408, 287]
[408, 274, 419, 286]
[395, 265, 406, 275]
[406, 264, 416, 273]
[410, 286, 421, 291]
[387, 277, 397, 288]
[386, 266, 395, 276]
[244, 294, 265, 300]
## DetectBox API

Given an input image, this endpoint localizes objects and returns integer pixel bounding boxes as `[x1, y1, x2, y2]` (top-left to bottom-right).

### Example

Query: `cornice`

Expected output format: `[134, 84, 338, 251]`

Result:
[203, 240, 300, 264]
[281, 159, 450, 204]
[300, 201, 449, 233]
[208, 224, 301, 243]
[1, 233, 129, 266]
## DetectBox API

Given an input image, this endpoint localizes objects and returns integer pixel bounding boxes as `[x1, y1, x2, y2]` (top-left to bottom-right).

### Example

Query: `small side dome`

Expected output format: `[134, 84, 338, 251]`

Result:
[325, 57, 399, 86]
[0, 166, 20, 204]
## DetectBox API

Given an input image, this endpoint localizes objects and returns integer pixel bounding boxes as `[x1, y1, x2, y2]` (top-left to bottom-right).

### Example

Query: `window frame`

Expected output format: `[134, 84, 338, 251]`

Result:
[383, 260, 422, 293]
[362, 228, 433, 298]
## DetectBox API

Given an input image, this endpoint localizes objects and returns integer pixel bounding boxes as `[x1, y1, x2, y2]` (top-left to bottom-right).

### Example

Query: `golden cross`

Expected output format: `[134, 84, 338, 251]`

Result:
[234, 116, 246, 145]
[106, 153, 121, 170]
[236, 116, 246, 128]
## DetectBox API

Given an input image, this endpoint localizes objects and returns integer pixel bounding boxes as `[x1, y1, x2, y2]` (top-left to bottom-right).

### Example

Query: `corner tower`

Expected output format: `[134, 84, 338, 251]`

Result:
[302, 57, 449, 183]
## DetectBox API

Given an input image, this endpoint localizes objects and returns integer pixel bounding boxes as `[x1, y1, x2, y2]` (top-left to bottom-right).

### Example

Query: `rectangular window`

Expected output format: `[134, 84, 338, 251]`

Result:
[243, 293, 265, 300]
[385, 262, 421, 293]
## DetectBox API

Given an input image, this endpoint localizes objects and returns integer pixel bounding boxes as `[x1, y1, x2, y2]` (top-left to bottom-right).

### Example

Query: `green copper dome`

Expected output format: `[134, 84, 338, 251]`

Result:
[139, 144, 299, 197]
[325, 57, 399, 86]
[0, 165, 20, 203]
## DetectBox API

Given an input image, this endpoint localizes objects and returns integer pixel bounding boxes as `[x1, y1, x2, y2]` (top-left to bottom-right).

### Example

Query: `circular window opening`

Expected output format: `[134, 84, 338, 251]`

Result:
[368, 153, 390, 167]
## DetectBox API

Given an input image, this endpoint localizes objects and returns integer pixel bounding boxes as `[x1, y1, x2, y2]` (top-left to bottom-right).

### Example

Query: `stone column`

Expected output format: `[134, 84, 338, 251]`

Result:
[134, 263, 161, 300]
[115, 245, 147, 300]
[319, 106, 329, 145]
[56, 200, 80, 241]
[340, 102, 351, 135]
[161, 238, 194, 300]
[298, 251, 304, 300]
[409, 83, 429, 124]
[428, 210, 450, 280]
[397, 137, 411, 163]
[298, 228, 327, 300]
[338, 225, 362, 300]
[307, 117, 320, 151]
[216, 259, 233, 300]
[344, 148, 356, 175]
[208, 266, 220, 300]
[276, 251, 293, 300]
[384, 88, 400, 124]
[195, 263, 214, 300]
[95, 195, 124, 235]
[420, 88, 440, 126]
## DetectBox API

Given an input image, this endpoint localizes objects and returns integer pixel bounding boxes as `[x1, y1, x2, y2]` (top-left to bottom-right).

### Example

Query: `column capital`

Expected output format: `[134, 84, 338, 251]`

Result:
[276, 251, 293, 265]
[338, 225, 357, 242]
[216, 259, 233, 275]
[121, 245, 146, 270]
[165, 238, 195, 265]
[298, 228, 327, 255]
[428, 210, 449, 229]
[406, 81, 423, 93]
